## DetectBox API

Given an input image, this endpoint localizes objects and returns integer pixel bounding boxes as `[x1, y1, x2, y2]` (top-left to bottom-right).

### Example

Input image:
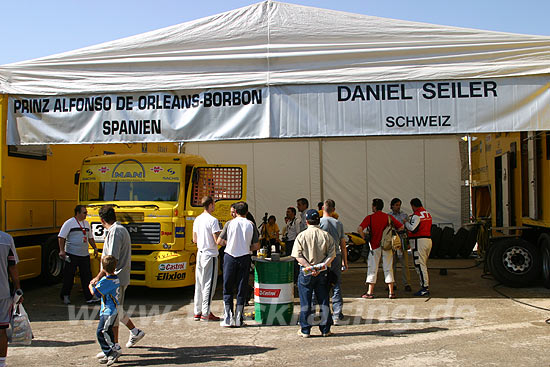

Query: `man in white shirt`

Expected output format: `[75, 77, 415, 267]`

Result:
[192, 196, 222, 322]
[296, 198, 309, 233]
[284, 207, 300, 255]
[58, 205, 99, 304]
[217, 201, 259, 327]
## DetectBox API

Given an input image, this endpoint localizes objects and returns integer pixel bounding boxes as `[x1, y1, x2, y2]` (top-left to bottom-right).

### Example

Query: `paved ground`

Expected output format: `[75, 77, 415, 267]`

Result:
[7, 258, 550, 366]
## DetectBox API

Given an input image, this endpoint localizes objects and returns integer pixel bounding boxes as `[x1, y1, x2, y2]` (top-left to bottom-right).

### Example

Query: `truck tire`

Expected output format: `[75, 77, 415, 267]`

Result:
[459, 225, 478, 259]
[488, 238, 542, 288]
[449, 227, 469, 259]
[438, 227, 454, 258]
[430, 225, 442, 258]
[538, 233, 550, 289]
[41, 236, 63, 284]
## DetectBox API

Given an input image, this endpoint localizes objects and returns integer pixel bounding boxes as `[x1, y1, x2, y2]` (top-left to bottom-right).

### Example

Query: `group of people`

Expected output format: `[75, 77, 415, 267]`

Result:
[51, 194, 432, 365]
[0, 194, 434, 366]
[357, 197, 433, 299]
[192, 197, 260, 327]
[193, 195, 433, 338]
[192, 196, 348, 337]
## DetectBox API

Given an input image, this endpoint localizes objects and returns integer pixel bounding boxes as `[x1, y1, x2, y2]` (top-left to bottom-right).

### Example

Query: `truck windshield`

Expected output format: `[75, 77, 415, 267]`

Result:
[80, 182, 179, 202]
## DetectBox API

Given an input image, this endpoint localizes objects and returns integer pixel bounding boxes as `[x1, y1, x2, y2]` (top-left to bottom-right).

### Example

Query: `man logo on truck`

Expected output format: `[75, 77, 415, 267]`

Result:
[111, 159, 146, 180]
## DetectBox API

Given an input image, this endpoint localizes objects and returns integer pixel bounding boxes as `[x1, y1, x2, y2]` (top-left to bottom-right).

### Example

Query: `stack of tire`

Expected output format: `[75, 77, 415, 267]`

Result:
[429, 225, 442, 258]
[429, 225, 478, 259]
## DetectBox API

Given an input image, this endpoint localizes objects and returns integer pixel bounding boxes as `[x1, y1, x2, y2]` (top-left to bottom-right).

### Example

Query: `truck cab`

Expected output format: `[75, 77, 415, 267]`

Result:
[78, 153, 246, 288]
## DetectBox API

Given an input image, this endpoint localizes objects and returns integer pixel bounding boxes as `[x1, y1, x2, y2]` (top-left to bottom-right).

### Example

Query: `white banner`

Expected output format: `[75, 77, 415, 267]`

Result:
[7, 77, 550, 144]
[7, 88, 269, 144]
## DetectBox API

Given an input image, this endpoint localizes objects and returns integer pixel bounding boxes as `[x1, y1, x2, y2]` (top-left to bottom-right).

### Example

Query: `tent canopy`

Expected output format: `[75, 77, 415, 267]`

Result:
[2, 1, 550, 95]
[2, 1, 550, 145]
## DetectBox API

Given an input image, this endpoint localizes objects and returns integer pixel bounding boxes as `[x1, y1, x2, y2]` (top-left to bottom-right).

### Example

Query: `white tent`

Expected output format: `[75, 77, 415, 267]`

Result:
[2, 1, 550, 94]
[1, 1, 549, 230]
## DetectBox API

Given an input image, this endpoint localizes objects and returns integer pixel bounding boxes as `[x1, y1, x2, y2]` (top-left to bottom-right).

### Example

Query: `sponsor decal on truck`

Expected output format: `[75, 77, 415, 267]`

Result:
[158, 262, 187, 272]
[156, 272, 186, 281]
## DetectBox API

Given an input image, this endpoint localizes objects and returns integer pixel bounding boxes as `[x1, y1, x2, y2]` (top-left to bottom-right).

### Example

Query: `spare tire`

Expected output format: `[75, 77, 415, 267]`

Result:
[538, 233, 550, 289]
[488, 238, 541, 287]
[430, 225, 442, 258]
[438, 227, 454, 258]
[449, 227, 469, 259]
[459, 225, 479, 259]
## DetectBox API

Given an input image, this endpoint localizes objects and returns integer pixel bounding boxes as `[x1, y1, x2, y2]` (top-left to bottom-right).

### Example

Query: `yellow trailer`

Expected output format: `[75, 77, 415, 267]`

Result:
[471, 131, 550, 287]
[0, 94, 178, 282]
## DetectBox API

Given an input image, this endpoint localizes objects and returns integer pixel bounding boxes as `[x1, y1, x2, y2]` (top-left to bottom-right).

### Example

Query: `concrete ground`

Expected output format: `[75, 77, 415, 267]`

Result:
[7, 258, 550, 367]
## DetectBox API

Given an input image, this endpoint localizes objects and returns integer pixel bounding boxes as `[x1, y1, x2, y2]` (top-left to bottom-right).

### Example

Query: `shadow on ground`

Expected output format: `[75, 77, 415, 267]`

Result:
[114, 345, 276, 366]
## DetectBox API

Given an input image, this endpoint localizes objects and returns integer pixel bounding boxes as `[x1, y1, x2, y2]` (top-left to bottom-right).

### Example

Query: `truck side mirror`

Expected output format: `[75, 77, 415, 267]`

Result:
[74, 170, 80, 185]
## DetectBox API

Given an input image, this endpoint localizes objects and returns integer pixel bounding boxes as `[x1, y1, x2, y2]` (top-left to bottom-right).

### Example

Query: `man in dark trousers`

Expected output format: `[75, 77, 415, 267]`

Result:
[217, 201, 259, 327]
[292, 209, 336, 338]
[58, 205, 99, 304]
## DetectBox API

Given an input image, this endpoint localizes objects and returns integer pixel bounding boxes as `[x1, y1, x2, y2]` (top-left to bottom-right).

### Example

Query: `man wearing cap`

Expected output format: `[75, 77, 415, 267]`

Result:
[292, 209, 336, 338]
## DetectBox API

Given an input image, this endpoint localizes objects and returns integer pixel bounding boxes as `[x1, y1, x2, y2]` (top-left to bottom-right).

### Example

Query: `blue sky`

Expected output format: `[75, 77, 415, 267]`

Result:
[2, 0, 549, 65]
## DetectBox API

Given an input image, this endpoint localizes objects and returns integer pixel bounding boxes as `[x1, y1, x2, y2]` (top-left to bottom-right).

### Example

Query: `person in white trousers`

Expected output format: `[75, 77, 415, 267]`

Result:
[193, 196, 222, 321]
[358, 199, 403, 299]
[405, 198, 433, 297]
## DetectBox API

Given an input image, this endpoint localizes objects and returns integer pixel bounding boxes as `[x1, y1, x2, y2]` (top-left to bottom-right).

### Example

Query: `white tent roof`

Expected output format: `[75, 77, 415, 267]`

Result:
[2, 1, 550, 95]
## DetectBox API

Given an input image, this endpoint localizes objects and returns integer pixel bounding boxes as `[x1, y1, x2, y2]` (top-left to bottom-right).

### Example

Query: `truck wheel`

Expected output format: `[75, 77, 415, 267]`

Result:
[489, 238, 541, 287]
[538, 233, 550, 288]
[41, 236, 63, 284]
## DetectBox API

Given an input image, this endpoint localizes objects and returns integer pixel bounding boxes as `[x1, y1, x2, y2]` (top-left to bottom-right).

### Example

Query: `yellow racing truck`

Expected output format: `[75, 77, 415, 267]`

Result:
[78, 153, 246, 288]
[471, 131, 550, 288]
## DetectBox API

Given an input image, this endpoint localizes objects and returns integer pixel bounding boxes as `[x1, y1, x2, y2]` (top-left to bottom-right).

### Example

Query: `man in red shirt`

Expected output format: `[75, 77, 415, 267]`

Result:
[405, 198, 433, 297]
[357, 199, 403, 299]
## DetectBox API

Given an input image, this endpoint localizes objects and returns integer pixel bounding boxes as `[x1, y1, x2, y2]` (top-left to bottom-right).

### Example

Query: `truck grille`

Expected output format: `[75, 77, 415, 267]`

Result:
[123, 223, 160, 245]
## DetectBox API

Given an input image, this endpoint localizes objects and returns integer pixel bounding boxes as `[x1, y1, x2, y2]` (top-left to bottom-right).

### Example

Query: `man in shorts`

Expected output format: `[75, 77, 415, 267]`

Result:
[91, 205, 145, 358]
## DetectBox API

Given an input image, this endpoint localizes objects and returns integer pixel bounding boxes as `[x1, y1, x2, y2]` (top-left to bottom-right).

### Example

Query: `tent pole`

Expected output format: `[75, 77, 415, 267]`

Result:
[319, 138, 324, 202]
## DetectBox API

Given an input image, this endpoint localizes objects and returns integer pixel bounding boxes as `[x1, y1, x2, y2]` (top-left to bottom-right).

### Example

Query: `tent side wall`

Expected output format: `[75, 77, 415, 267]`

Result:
[184, 136, 462, 232]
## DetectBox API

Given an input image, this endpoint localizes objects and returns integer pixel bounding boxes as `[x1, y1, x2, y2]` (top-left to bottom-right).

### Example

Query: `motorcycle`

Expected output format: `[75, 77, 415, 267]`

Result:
[345, 232, 368, 263]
